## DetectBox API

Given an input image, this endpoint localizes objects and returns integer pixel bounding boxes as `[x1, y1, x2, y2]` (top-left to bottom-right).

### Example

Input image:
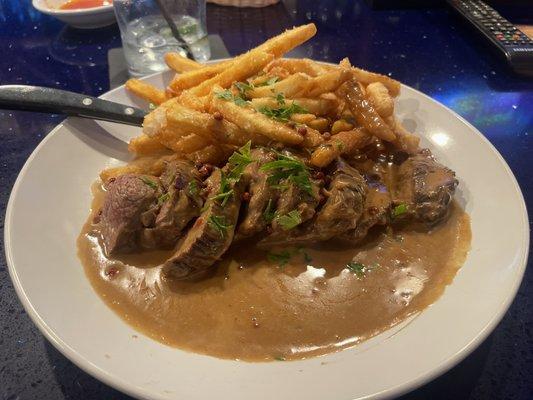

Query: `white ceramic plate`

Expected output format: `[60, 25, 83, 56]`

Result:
[32, 0, 115, 29]
[4, 69, 529, 400]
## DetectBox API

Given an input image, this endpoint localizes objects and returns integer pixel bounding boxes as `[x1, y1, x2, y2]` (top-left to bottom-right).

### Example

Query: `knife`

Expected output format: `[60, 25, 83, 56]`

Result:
[0, 85, 146, 127]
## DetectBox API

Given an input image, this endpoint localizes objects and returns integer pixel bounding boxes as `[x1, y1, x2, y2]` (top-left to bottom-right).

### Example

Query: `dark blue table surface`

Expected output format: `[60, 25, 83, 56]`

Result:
[0, 0, 531, 399]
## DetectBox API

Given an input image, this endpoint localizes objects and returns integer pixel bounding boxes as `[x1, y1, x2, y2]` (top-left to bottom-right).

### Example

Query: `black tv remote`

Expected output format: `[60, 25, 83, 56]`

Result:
[447, 0, 533, 76]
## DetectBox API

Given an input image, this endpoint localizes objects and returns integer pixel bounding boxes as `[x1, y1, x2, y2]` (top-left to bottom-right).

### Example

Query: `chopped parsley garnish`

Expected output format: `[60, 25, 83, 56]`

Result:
[275, 92, 286, 105]
[233, 81, 253, 97]
[157, 192, 169, 205]
[227, 141, 253, 182]
[257, 102, 308, 123]
[260, 151, 313, 195]
[215, 89, 234, 101]
[276, 209, 302, 230]
[210, 171, 234, 206]
[267, 250, 292, 267]
[187, 180, 199, 197]
[215, 89, 248, 107]
[274, 356, 286, 361]
[346, 261, 366, 277]
[263, 198, 276, 223]
[208, 215, 232, 238]
[392, 203, 408, 218]
[140, 177, 158, 190]
[335, 140, 345, 151]
[148, 102, 157, 110]
[210, 189, 234, 207]
[233, 76, 279, 98]
[262, 76, 280, 86]
[299, 248, 313, 263]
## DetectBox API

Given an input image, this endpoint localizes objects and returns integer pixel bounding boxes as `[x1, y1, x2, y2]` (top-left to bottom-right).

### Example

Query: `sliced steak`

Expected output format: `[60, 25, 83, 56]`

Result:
[99, 174, 161, 256]
[393, 149, 458, 225]
[342, 179, 391, 243]
[263, 159, 366, 245]
[236, 148, 278, 238]
[140, 161, 203, 248]
[162, 168, 243, 280]
[271, 177, 321, 232]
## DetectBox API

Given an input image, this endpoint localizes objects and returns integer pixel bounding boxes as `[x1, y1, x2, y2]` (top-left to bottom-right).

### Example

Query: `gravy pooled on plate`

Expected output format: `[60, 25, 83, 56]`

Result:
[78, 182, 470, 361]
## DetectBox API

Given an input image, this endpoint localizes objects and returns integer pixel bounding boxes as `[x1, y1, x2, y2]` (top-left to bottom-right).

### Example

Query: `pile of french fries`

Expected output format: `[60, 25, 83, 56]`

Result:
[122, 23, 420, 175]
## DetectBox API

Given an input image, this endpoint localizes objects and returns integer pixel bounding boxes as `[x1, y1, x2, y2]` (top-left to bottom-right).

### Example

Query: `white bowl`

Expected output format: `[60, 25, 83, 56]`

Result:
[32, 0, 116, 29]
[4, 68, 529, 399]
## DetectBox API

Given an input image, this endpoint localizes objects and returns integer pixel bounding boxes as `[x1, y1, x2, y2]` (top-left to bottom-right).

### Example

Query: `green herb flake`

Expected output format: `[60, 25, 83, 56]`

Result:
[263, 198, 276, 223]
[267, 250, 292, 267]
[260, 151, 313, 195]
[234, 81, 253, 97]
[158, 192, 170, 205]
[392, 203, 408, 218]
[211, 171, 234, 206]
[215, 89, 234, 101]
[140, 177, 158, 190]
[276, 209, 302, 231]
[148, 102, 157, 110]
[301, 249, 313, 263]
[335, 140, 345, 151]
[208, 215, 232, 238]
[216, 88, 249, 107]
[275, 92, 286, 105]
[257, 102, 307, 123]
[263, 76, 280, 86]
[227, 141, 253, 182]
[187, 180, 199, 197]
[274, 356, 286, 361]
[346, 261, 366, 278]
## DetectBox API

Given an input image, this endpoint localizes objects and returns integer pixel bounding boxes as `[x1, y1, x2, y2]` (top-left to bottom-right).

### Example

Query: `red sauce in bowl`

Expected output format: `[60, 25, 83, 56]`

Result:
[59, 0, 112, 10]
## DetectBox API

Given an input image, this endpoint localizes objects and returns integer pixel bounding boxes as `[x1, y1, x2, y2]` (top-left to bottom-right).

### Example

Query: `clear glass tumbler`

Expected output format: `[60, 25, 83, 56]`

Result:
[113, 0, 210, 76]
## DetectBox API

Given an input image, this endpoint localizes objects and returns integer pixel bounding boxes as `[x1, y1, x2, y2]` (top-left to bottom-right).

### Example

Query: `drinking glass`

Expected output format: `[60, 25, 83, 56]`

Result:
[113, 0, 210, 76]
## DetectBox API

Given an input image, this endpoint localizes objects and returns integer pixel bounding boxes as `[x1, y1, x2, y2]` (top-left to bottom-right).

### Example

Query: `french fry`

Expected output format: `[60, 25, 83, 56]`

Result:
[164, 53, 203, 72]
[264, 58, 327, 77]
[125, 79, 168, 105]
[210, 91, 304, 145]
[307, 117, 329, 132]
[99, 154, 179, 182]
[250, 97, 337, 117]
[366, 82, 394, 118]
[128, 134, 170, 156]
[304, 68, 351, 97]
[168, 24, 317, 93]
[177, 91, 208, 112]
[186, 144, 231, 165]
[189, 51, 274, 97]
[339, 80, 396, 142]
[310, 128, 371, 167]
[248, 73, 310, 98]
[301, 127, 324, 148]
[290, 113, 316, 124]
[351, 67, 401, 97]
[144, 97, 254, 146]
[174, 134, 212, 153]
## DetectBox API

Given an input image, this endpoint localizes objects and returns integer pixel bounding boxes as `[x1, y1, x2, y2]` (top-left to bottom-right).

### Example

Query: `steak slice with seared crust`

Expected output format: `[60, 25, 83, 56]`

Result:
[393, 149, 458, 225]
[262, 159, 366, 245]
[140, 161, 203, 248]
[236, 148, 278, 238]
[162, 168, 243, 280]
[342, 179, 391, 243]
[99, 174, 161, 256]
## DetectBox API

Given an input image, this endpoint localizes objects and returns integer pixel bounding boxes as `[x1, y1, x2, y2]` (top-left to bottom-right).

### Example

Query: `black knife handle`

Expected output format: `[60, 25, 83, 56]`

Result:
[0, 85, 146, 126]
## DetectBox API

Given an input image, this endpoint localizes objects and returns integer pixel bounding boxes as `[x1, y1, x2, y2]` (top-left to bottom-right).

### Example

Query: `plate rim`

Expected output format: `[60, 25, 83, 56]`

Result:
[4, 67, 530, 400]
